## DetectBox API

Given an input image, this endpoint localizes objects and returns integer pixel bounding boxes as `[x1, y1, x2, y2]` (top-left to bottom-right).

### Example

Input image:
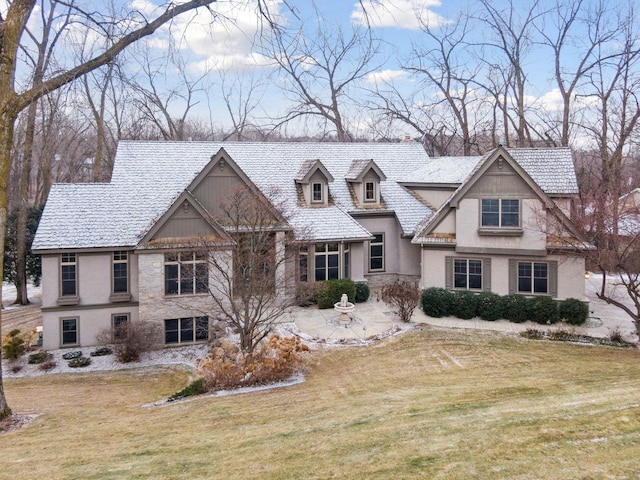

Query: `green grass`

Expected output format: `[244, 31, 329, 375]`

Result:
[2, 326, 640, 479]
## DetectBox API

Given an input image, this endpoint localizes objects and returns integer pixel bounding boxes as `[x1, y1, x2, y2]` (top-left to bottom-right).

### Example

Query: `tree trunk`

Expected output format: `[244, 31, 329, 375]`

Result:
[0, 108, 18, 420]
[14, 100, 38, 305]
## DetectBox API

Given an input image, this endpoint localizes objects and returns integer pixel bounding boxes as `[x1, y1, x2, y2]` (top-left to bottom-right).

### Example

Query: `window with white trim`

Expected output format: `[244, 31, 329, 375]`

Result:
[113, 251, 128, 294]
[61, 317, 78, 346]
[112, 314, 129, 340]
[518, 261, 548, 294]
[61, 253, 77, 296]
[164, 317, 209, 344]
[454, 259, 483, 290]
[312, 182, 323, 203]
[164, 252, 208, 295]
[481, 199, 520, 227]
[369, 234, 384, 272]
[364, 181, 375, 202]
[315, 242, 339, 281]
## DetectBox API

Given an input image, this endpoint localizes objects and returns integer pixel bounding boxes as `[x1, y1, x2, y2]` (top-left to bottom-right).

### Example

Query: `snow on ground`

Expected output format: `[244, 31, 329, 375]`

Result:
[2, 282, 42, 309]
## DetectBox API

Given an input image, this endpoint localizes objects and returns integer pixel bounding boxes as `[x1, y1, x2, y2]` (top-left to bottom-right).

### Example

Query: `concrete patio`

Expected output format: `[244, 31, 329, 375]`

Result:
[288, 276, 638, 343]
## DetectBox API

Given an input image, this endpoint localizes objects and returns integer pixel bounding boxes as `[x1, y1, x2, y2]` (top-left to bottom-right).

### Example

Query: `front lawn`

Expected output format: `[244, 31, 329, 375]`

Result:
[2, 326, 640, 479]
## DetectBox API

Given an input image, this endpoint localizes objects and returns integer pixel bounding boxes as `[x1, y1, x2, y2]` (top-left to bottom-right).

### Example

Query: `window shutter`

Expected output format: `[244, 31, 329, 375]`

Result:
[508, 259, 517, 294]
[445, 256, 453, 289]
[549, 260, 558, 297]
[483, 258, 492, 291]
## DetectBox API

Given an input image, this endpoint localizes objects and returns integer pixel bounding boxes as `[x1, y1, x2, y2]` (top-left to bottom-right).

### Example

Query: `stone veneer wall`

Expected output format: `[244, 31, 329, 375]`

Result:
[137, 252, 218, 330]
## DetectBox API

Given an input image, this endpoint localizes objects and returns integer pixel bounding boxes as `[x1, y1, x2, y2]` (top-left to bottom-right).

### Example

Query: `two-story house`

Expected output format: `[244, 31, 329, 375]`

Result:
[32, 142, 585, 349]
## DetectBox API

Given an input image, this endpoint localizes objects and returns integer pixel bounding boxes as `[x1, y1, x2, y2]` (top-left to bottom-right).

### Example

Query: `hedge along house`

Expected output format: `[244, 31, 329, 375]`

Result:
[32, 142, 586, 350]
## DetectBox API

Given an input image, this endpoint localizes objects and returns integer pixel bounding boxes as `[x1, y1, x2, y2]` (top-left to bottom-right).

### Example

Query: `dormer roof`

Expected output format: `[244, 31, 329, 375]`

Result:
[295, 159, 334, 184]
[345, 159, 387, 182]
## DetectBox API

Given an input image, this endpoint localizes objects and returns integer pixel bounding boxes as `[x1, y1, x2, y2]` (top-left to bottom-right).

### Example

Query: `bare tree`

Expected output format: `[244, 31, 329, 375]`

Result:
[267, 9, 381, 141]
[473, 0, 544, 147]
[0, 0, 262, 421]
[192, 186, 298, 355]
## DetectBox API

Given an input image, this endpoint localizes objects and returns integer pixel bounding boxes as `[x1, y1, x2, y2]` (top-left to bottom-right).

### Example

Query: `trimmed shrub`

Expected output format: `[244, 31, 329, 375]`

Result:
[62, 350, 82, 360]
[559, 298, 589, 325]
[354, 282, 370, 303]
[168, 379, 206, 402]
[381, 281, 420, 322]
[531, 296, 559, 325]
[96, 320, 160, 363]
[28, 351, 50, 364]
[476, 292, 504, 321]
[502, 294, 533, 323]
[452, 290, 479, 320]
[2, 329, 26, 360]
[421, 287, 454, 317]
[316, 279, 356, 309]
[68, 356, 91, 368]
[90, 347, 112, 357]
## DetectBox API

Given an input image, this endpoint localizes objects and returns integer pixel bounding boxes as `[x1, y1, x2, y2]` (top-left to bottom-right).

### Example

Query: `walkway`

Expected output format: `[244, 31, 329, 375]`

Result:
[289, 277, 638, 343]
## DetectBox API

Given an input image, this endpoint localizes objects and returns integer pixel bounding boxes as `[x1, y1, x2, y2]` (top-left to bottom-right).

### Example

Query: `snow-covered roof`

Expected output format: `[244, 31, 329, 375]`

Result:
[34, 141, 432, 251]
[402, 148, 578, 196]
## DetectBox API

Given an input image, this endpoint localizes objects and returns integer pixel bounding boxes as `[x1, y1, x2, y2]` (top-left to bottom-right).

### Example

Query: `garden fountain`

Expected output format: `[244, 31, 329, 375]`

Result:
[333, 293, 356, 326]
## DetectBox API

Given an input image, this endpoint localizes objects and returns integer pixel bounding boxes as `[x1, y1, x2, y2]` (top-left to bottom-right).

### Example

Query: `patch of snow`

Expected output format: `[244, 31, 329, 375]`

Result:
[2, 282, 42, 308]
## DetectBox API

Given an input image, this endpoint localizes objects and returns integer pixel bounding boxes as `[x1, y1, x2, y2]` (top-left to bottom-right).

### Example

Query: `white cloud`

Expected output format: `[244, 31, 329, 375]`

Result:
[128, 0, 159, 17]
[351, 0, 449, 30]
[163, 0, 284, 71]
[365, 69, 408, 84]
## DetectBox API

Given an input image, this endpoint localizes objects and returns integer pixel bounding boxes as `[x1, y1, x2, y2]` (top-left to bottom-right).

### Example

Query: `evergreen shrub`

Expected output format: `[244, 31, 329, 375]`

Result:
[531, 296, 559, 324]
[452, 290, 479, 320]
[421, 287, 454, 318]
[477, 292, 504, 321]
[354, 282, 370, 303]
[559, 298, 589, 325]
[501, 294, 532, 323]
[316, 279, 356, 309]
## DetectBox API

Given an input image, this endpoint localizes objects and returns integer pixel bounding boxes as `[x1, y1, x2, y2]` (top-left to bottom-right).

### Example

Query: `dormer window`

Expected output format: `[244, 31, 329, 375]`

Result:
[346, 159, 386, 207]
[364, 181, 376, 202]
[295, 159, 334, 206]
[312, 182, 323, 203]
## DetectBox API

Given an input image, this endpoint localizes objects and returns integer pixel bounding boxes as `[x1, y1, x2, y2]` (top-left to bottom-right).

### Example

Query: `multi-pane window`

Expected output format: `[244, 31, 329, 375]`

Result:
[315, 242, 339, 281]
[365, 181, 375, 201]
[61, 318, 78, 345]
[312, 182, 323, 202]
[343, 243, 350, 279]
[369, 234, 384, 272]
[61, 253, 77, 296]
[164, 252, 208, 295]
[113, 251, 128, 293]
[481, 199, 520, 227]
[299, 246, 308, 282]
[518, 261, 548, 294]
[112, 314, 129, 340]
[164, 317, 209, 344]
[454, 259, 483, 290]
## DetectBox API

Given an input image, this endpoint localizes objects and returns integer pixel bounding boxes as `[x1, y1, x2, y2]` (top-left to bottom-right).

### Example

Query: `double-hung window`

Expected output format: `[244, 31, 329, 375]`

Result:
[164, 317, 209, 344]
[112, 314, 129, 340]
[61, 253, 77, 296]
[164, 252, 208, 295]
[518, 261, 548, 294]
[364, 181, 376, 202]
[481, 199, 520, 228]
[454, 259, 483, 290]
[61, 317, 79, 346]
[369, 234, 384, 272]
[113, 251, 128, 294]
[312, 182, 323, 203]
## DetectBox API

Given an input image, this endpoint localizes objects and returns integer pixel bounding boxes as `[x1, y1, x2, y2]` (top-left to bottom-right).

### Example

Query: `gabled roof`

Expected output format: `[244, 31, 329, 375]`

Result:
[294, 159, 335, 183]
[345, 159, 387, 182]
[33, 142, 433, 250]
[401, 147, 578, 195]
[412, 146, 583, 244]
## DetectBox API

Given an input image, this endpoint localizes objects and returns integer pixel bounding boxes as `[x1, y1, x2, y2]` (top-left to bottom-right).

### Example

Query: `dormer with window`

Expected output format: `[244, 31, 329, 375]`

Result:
[295, 159, 334, 206]
[346, 159, 386, 207]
